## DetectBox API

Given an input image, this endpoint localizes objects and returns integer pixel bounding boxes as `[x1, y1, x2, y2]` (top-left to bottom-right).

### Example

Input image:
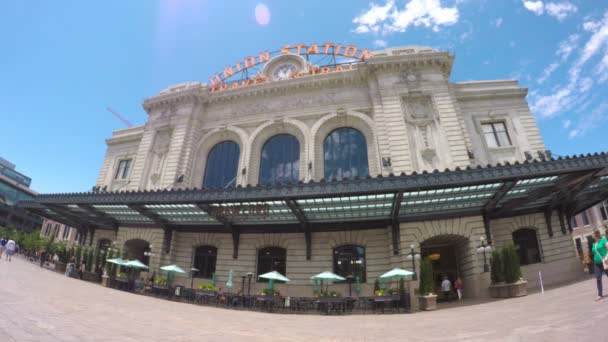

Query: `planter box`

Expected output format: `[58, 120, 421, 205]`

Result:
[489, 280, 528, 298]
[55, 262, 67, 273]
[418, 294, 437, 311]
[82, 271, 100, 283]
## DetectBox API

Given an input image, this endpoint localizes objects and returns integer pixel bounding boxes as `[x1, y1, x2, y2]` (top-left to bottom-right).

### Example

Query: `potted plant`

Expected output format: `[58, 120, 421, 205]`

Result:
[260, 288, 281, 296]
[489, 245, 528, 298]
[198, 283, 217, 293]
[418, 257, 437, 310]
[154, 277, 169, 289]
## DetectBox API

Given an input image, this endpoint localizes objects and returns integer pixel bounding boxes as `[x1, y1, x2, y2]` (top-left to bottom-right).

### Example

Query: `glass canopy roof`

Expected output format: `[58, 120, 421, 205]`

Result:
[18, 153, 608, 232]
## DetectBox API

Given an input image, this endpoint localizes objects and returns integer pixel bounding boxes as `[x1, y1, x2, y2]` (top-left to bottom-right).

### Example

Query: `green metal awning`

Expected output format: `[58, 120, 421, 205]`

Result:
[19, 153, 608, 258]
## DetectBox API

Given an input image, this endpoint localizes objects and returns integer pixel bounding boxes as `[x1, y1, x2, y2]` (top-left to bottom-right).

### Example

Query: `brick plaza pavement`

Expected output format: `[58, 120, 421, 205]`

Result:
[0, 256, 605, 342]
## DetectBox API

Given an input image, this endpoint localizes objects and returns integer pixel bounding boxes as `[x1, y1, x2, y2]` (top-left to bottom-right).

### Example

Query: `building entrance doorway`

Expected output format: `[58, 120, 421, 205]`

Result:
[123, 239, 151, 266]
[420, 234, 469, 301]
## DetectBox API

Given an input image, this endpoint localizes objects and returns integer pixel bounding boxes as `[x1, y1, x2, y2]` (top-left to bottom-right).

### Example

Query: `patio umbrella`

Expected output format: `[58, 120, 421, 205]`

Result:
[123, 259, 149, 270]
[381, 278, 387, 289]
[379, 268, 415, 279]
[312, 278, 319, 294]
[211, 273, 216, 286]
[226, 270, 234, 290]
[355, 276, 361, 294]
[106, 257, 126, 265]
[311, 271, 346, 292]
[160, 265, 186, 285]
[258, 271, 290, 290]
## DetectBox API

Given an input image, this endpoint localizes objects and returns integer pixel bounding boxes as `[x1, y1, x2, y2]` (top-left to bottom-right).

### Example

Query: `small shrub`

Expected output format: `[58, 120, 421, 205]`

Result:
[502, 244, 522, 284]
[198, 283, 217, 291]
[117, 272, 128, 279]
[419, 257, 434, 296]
[154, 277, 169, 286]
[260, 288, 280, 296]
[490, 250, 504, 284]
[318, 290, 341, 297]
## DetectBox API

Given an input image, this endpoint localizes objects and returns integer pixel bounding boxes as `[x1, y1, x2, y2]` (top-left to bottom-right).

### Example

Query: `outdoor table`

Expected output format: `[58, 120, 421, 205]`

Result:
[194, 290, 217, 304]
[114, 277, 130, 291]
[373, 295, 402, 313]
[255, 295, 283, 312]
[316, 297, 347, 315]
[292, 297, 315, 312]
[152, 285, 171, 298]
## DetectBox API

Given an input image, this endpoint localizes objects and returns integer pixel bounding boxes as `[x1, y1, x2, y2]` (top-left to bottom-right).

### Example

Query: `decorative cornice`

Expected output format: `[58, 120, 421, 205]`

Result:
[142, 86, 205, 112]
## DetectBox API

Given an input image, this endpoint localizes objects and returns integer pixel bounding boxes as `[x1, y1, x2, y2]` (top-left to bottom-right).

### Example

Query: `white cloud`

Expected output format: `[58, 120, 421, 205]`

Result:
[521, 1, 577, 20]
[579, 78, 593, 93]
[562, 119, 571, 128]
[523, 1, 544, 15]
[352, 0, 459, 35]
[373, 39, 388, 48]
[493, 17, 503, 28]
[568, 102, 608, 138]
[537, 62, 559, 84]
[556, 34, 580, 61]
[568, 129, 580, 138]
[545, 2, 577, 21]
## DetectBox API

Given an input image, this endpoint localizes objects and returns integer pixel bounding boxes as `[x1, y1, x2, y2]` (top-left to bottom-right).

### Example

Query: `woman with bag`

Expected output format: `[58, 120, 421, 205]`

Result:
[591, 228, 608, 301]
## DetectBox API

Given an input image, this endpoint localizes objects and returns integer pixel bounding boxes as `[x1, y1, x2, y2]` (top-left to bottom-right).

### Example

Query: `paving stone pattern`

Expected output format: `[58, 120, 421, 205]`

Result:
[0, 257, 605, 341]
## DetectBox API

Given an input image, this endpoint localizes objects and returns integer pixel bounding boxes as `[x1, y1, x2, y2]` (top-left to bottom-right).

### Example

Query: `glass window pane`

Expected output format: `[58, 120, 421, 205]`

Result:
[484, 132, 498, 148]
[193, 245, 217, 278]
[481, 124, 494, 134]
[496, 131, 511, 146]
[257, 247, 287, 281]
[324, 128, 369, 180]
[333, 245, 366, 282]
[260, 135, 300, 185]
[203, 141, 240, 189]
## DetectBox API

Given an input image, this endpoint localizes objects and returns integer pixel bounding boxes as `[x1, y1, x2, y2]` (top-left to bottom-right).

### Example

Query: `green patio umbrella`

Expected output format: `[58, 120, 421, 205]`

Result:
[311, 271, 346, 292]
[211, 273, 216, 286]
[312, 278, 319, 294]
[226, 270, 234, 290]
[258, 271, 290, 290]
[379, 268, 415, 279]
[123, 259, 149, 270]
[381, 277, 387, 289]
[160, 265, 186, 286]
[106, 257, 126, 265]
[355, 276, 361, 294]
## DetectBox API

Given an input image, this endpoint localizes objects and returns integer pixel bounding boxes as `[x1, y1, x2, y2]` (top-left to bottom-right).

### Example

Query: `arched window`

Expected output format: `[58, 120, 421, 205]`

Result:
[512, 228, 541, 265]
[193, 245, 217, 278]
[324, 128, 369, 180]
[259, 134, 300, 185]
[257, 247, 286, 280]
[203, 141, 240, 189]
[333, 245, 366, 282]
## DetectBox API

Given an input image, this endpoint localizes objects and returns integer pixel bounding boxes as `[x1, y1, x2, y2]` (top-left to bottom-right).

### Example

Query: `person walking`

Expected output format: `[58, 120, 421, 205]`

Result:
[592, 228, 608, 301]
[455, 277, 463, 301]
[0, 236, 7, 260]
[5, 238, 15, 262]
[441, 276, 452, 302]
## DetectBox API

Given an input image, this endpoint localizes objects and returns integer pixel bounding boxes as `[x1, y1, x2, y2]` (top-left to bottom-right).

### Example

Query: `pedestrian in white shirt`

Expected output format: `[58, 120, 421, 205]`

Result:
[441, 276, 452, 302]
[5, 239, 16, 262]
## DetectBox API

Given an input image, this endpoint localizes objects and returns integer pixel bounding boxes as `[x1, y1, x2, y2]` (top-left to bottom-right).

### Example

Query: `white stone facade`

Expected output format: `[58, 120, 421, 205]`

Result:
[89, 46, 580, 298]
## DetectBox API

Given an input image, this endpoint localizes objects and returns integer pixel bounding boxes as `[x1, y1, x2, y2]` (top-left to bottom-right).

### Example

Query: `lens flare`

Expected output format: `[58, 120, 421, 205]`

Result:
[255, 3, 271, 26]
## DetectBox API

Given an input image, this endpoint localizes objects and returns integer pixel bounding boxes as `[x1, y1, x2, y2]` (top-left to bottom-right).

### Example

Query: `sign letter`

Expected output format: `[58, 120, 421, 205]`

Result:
[322, 42, 334, 54]
[306, 43, 319, 55]
[244, 56, 256, 68]
[343, 45, 358, 58]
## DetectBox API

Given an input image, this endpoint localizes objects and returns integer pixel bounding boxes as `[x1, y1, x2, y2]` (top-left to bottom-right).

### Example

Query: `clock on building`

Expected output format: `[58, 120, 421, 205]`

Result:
[271, 62, 299, 81]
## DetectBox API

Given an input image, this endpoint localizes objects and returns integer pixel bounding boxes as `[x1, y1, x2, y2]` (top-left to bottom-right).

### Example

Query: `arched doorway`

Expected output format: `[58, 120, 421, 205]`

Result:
[123, 239, 151, 265]
[420, 234, 471, 301]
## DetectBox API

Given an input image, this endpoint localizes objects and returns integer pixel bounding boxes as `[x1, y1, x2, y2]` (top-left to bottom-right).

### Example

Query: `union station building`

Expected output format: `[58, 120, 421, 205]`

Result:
[24, 44, 608, 298]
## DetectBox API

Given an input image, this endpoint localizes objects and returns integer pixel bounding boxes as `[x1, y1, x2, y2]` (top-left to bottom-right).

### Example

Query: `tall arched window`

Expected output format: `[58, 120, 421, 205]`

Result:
[259, 134, 300, 185]
[203, 141, 240, 189]
[193, 245, 217, 278]
[324, 128, 369, 180]
[257, 247, 287, 280]
[333, 245, 366, 282]
[512, 228, 541, 265]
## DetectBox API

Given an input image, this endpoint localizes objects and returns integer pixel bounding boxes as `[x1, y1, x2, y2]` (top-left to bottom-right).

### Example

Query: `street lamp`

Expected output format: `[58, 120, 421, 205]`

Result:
[477, 236, 492, 273]
[247, 272, 253, 295]
[405, 244, 421, 280]
[190, 268, 199, 289]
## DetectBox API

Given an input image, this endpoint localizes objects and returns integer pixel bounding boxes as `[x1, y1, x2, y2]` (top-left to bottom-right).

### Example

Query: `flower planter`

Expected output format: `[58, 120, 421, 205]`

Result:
[418, 294, 437, 311]
[489, 280, 528, 298]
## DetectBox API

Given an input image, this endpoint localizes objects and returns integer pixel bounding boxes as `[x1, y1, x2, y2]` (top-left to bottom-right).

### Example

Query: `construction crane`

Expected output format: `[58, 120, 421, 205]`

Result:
[106, 107, 134, 127]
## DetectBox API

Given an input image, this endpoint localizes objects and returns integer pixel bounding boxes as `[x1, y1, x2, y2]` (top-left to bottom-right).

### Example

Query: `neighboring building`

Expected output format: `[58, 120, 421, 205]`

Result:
[20, 44, 608, 298]
[571, 200, 608, 266]
[39, 218, 79, 243]
[0, 158, 41, 231]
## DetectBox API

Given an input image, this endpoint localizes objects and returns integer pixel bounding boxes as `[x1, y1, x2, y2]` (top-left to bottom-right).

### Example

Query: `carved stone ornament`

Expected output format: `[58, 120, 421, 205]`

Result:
[398, 71, 420, 84]
[229, 93, 337, 117]
[420, 147, 436, 161]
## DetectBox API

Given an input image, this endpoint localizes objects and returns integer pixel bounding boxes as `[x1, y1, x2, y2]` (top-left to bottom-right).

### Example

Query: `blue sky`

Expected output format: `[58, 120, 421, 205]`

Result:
[0, 0, 607, 193]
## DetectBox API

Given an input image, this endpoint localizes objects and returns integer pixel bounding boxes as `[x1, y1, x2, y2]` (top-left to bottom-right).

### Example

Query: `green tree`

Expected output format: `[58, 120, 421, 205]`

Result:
[373, 279, 380, 292]
[502, 245, 522, 284]
[75, 245, 83, 265]
[419, 257, 434, 296]
[86, 249, 94, 272]
[490, 250, 504, 284]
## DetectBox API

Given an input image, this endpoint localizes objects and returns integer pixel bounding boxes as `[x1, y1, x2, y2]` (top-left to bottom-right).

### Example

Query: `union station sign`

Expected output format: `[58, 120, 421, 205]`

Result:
[208, 43, 373, 92]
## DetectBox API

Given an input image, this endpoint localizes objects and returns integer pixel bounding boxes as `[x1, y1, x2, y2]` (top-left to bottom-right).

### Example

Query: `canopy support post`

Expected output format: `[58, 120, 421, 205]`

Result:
[230, 224, 239, 259]
[390, 191, 403, 256]
[163, 228, 173, 254]
[305, 231, 312, 260]
[544, 206, 553, 237]
[556, 206, 567, 234]
[482, 213, 492, 245]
